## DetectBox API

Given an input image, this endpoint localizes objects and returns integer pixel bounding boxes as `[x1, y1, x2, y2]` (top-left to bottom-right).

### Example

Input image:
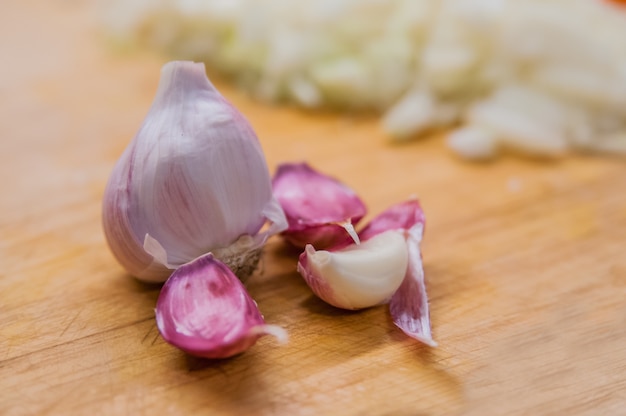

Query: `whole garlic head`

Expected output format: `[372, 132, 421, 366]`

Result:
[102, 61, 287, 282]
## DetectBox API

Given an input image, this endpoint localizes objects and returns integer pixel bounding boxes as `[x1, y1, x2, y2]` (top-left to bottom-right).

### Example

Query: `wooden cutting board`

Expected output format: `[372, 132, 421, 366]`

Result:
[2, 2, 625, 415]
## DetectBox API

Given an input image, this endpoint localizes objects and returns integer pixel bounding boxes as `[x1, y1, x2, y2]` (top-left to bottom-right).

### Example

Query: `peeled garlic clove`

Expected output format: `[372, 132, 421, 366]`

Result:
[297, 230, 408, 310]
[102, 61, 287, 282]
[272, 162, 366, 249]
[359, 199, 436, 347]
[155, 253, 287, 359]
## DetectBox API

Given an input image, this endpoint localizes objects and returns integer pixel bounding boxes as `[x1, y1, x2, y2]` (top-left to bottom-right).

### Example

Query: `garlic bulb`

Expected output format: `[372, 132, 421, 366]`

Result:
[156, 253, 287, 358]
[103, 61, 287, 282]
[297, 230, 409, 310]
[272, 162, 366, 249]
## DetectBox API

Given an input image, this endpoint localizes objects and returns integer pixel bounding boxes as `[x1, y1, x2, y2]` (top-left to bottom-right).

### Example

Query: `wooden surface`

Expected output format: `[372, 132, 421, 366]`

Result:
[2, 2, 626, 415]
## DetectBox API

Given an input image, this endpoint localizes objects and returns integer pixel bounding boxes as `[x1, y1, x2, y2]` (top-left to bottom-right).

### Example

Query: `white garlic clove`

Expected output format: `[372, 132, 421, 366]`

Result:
[297, 230, 408, 310]
[272, 162, 366, 249]
[155, 253, 287, 359]
[102, 61, 287, 282]
[359, 199, 436, 347]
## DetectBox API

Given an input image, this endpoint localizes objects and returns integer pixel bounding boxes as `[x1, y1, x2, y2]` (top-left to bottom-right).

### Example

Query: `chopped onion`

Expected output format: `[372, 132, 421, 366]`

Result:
[102, 0, 626, 159]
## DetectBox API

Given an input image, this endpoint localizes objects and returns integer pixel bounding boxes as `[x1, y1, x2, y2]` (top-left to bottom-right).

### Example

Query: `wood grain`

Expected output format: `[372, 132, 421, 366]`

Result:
[1, 2, 625, 415]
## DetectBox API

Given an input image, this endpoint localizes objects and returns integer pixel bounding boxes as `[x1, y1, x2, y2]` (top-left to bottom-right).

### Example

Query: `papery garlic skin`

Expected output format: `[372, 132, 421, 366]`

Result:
[391, 225, 437, 347]
[103, 61, 287, 282]
[359, 199, 426, 241]
[297, 230, 408, 310]
[272, 162, 366, 249]
[360, 199, 436, 347]
[156, 253, 287, 359]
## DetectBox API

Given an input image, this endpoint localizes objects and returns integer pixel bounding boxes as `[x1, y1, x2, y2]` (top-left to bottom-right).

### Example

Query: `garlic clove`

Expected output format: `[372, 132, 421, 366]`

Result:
[359, 199, 436, 347]
[297, 230, 408, 310]
[155, 253, 287, 359]
[272, 162, 366, 249]
[102, 61, 287, 282]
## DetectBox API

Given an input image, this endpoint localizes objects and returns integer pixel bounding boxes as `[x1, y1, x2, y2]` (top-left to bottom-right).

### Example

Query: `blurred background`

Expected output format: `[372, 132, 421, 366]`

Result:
[100, 0, 626, 160]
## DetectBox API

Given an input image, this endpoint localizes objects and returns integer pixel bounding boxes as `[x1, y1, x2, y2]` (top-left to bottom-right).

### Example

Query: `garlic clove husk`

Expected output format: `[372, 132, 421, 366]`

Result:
[390, 229, 437, 347]
[297, 230, 408, 310]
[359, 199, 436, 347]
[358, 199, 425, 241]
[102, 61, 287, 282]
[272, 162, 366, 249]
[155, 253, 287, 359]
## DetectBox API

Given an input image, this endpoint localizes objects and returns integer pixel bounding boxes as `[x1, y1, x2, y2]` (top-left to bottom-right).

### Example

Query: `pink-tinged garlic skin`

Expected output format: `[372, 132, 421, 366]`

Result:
[359, 199, 425, 242]
[358, 199, 436, 347]
[155, 253, 286, 359]
[390, 231, 436, 347]
[272, 162, 366, 249]
[297, 246, 340, 307]
[102, 61, 286, 282]
[297, 230, 408, 310]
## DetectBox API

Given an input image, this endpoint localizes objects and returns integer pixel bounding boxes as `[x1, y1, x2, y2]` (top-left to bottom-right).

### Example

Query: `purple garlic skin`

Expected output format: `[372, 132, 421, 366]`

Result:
[272, 162, 366, 249]
[359, 199, 436, 347]
[155, 253, 286, 359]
[359, 199, 426, 242]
